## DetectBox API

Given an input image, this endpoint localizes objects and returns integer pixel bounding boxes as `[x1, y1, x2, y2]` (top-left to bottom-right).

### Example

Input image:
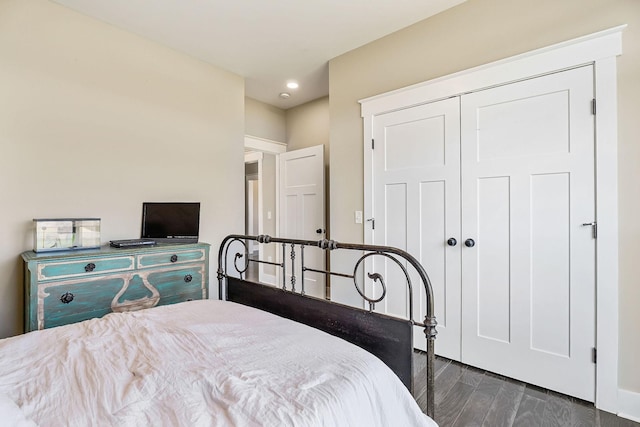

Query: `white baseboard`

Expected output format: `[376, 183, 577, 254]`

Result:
[260, 273, 277, 286]
[618, 388, 640, 422]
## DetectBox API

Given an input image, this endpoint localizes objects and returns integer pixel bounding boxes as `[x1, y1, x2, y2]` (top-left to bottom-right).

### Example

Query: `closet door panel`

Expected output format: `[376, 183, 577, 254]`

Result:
[476, 176, 511, 343]
[371, 97, 461, 360]
[530, 172, 571, 357]
[461, 65, 596, 401]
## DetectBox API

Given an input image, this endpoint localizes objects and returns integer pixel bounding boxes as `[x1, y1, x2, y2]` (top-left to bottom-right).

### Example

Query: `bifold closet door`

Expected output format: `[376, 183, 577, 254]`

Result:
[370, 97, 461, 360]
[460, 65, 596, 401]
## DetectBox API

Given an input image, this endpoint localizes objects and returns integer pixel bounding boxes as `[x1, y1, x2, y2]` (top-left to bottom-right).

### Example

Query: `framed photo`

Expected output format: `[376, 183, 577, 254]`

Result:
[33, 218, 101, 252]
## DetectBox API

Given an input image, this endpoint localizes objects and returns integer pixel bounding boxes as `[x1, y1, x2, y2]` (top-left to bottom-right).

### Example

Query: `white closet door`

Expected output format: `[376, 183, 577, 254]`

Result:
[371, 97, 461, 360]
[460, 65, 596, 401]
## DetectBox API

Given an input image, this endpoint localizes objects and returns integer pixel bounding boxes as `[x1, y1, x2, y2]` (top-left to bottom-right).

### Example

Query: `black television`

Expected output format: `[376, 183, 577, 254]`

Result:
[141, 202, 200, 244]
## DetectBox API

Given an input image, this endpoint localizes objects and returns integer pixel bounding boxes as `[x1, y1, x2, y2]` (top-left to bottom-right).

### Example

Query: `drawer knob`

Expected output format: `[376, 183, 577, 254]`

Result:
[60, 292, 74, 304]
[84, 263, 96, 272]
[170, 255, 178, 263]
[184, 274, 193, 283]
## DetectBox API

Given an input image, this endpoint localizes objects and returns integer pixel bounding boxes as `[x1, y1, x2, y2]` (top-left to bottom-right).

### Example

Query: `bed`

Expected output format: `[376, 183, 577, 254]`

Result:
[0, 234, 437, 426]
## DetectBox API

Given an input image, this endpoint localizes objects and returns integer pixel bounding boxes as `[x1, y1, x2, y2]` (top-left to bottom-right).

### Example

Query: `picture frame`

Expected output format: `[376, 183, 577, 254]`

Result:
[33, 218, 101, 252]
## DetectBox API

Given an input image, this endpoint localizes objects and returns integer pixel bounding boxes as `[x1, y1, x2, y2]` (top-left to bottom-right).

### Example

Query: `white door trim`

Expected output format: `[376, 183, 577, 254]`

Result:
[360, 25, 625, 116]
[245, 135, 287, 154]
[361, 25, 624, 413]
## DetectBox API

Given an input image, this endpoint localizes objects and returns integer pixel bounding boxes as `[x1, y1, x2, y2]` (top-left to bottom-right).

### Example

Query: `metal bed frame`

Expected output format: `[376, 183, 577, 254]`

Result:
[217, 234, 437, 418]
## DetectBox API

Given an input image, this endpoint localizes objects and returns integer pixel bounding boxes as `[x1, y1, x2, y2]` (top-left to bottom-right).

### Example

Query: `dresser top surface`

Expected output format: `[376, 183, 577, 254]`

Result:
[21, 242, 210, 262]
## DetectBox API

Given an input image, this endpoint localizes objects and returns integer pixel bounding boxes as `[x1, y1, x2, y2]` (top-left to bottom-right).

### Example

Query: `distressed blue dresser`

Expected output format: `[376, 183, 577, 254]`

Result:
[22, 243, 210, 332]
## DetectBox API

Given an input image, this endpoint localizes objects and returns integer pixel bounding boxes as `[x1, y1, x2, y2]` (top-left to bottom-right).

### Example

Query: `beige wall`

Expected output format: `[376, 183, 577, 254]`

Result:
[286, 96, 330, 160]
[0, 0, 245, 337]
[286, 97, 330, 239]
[329, 0, 640, 392]
[245, 97, 286, 142]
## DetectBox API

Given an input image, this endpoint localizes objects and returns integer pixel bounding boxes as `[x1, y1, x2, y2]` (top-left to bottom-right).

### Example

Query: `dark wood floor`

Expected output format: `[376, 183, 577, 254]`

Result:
[412, 352, 639, 427]
[242, 263, 636, 426]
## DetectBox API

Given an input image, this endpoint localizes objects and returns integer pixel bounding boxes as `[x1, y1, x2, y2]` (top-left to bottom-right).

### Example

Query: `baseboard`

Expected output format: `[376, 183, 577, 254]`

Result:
[260, 273, 277, 286]
[618, 388, 640, 422]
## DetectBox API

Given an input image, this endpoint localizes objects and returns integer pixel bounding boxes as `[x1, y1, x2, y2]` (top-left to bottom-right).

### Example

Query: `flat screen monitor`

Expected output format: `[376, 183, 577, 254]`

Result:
[141, 202, 200, 244]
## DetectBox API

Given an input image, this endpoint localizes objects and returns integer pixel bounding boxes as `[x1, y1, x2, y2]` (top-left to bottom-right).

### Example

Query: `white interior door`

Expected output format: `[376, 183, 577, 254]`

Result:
[278, 145, 325, 298]
[369, 97, 461, 359]
[460, 65, 596, 401]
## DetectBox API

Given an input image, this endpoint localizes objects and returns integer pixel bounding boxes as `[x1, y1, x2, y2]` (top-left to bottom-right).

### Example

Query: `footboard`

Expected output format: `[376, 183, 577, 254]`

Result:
[217, 234, 437, 418]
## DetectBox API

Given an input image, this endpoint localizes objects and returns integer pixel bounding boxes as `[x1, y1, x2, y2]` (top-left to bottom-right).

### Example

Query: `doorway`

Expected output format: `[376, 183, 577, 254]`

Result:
[244, 153, 262, 282]
[244, 136, 287, 285]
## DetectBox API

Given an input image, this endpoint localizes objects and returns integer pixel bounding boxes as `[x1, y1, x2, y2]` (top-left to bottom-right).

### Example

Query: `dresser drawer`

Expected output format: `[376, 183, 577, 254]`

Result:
[147, 265, 205, 296]
[40, 277, 127, 329]
[37, 256, 134, 281]
[138, 249, 206, 268]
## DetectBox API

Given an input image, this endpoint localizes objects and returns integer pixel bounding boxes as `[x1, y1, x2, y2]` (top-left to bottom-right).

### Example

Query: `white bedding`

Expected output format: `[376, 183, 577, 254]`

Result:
[0, 300, 436, 427]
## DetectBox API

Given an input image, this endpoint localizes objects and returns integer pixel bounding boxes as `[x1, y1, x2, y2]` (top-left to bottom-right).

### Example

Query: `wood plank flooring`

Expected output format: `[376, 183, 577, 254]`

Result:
[412, 352, 639, 427]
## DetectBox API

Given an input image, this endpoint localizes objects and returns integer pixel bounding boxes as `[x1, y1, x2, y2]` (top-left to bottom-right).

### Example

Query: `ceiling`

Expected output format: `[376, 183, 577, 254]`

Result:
[51, 0, 466, 109]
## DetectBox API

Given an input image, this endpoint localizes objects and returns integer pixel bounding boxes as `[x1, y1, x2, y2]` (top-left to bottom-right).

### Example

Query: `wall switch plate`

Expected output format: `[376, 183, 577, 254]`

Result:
[267, 211, 272, 220]
[355, 211, 363, 224]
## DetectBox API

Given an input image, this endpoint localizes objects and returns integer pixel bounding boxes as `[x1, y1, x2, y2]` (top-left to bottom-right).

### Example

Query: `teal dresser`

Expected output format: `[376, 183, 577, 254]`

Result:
[22, 243, 210, 332]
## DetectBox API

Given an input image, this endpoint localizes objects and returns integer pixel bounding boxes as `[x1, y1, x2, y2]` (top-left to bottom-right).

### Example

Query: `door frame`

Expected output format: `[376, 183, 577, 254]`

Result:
[360, 25, 625, 413]
[244, 136, 287, 284]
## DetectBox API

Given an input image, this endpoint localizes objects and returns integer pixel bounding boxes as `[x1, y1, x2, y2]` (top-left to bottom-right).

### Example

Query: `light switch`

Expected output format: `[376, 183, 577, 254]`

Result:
[355, 211, 363, 224]
[267, 211, 272, 220]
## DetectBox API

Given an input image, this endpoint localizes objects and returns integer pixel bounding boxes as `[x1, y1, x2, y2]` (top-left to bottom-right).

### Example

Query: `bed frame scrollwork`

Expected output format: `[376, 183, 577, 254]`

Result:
[217, 234, 437, 418]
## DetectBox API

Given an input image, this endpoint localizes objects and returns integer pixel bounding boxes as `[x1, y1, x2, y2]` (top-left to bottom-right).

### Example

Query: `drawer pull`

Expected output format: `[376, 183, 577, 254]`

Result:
[184, 274, 193, 283]
[84, 263, 96, 272]
[170, 255, 178, 263]
[60, 292, 74, 304]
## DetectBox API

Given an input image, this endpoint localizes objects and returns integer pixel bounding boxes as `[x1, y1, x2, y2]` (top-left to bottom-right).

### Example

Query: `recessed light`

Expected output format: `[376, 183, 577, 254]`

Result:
[286, 81, 299, 89]
[279, 92, 291, 99]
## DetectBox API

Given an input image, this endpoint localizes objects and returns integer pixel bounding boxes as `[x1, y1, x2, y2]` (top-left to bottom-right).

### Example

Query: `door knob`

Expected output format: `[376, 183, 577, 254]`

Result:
[447, 238, 457, 247]
[464, 238, 475, 248]
[316, 228, 324, 234]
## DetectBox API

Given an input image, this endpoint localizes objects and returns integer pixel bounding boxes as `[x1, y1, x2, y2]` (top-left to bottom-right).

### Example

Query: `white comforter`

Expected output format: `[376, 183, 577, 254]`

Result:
[0, 300, 436, 427]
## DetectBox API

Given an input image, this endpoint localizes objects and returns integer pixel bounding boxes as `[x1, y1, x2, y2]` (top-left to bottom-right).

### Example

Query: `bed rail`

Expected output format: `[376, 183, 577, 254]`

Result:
[217, 234, 437, 418]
